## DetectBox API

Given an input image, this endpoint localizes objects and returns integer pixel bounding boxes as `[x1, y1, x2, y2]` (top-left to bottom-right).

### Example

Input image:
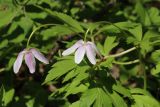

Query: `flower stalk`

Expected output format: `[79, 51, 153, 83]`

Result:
[26, 23, 59, 48]
[113, 59, 139, 65]
[104, 47, 137, 59]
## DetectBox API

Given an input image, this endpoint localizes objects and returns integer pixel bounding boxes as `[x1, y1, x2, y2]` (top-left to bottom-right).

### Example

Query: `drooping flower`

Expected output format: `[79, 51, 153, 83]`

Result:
[62, 40, 99, 65]
[13, 48, 49, 74]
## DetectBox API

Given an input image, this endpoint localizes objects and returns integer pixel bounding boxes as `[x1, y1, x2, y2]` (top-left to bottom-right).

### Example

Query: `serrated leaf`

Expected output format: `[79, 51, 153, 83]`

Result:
[10, 34, 25, 43]
[151, 50, 160, 63]
[80, 88, 112, 107]
[70, 101, 80, 107]
[93, 88, 112, 107]
[151, 63, 160, 75]
[104, 36, 118, 55]
[100, 22, 136, 33]
[148, 7, 160, 25]
[131, 95, 160, 107]
[128, 24, 142, 41]
[26, 12, 47, 19]
[18, 16, 33, 34]
[100, 57, 114, 68]
[130, 88, 152, 96]
[3, 88, 15, 106]
[80, 88, 98, 107]
[113, 83, 132, 98]
[135, 1, 151, 26]
[110, 91, 127, 107]
[81, 22, 101, 34]
[63, 65, 89, 83]
[41, 7, 84, 32]
[65, 70, 89, 97]
[0, 39, 8, 49]
[43, 56, 76, 84]
[0, 2, 18, 28]
[41, 25, 75, 40]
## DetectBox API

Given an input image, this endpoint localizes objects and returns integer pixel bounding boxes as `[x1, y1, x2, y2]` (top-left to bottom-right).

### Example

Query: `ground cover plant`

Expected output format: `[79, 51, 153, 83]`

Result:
[0, 0, 160, 107]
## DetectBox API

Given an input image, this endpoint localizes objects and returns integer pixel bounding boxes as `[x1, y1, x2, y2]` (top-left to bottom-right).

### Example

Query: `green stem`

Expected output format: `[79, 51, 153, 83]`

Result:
[84, 29, 90, 42]
[93, 46, 138, 69]
[113, 59, 139, 65]
[26, 23, 59, 48]
[141, 61, 147, 90]
[104, 47, 137, 59]
[143, 68, 147, 90]
[139, 52, 147, 90]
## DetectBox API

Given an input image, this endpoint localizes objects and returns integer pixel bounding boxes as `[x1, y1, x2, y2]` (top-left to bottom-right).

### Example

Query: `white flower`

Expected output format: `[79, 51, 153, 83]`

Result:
[62, 40, 99, 65]
[13, 48, 49, 74]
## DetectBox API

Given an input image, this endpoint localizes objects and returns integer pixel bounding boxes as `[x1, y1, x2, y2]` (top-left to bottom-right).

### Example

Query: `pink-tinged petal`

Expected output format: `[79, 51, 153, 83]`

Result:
[30, 48, 49, 64]
[75, 46, 85, 64]
[13, 51, 25, 73]
[25, 52, 36, 74]
[62, 40, 84, 56]
[86, 44, 96, 65]
[87, 41, 100, 56]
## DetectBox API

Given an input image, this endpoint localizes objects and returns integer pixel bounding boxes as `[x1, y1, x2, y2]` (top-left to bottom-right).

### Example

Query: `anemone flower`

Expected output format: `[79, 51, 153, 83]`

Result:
[13, 48, 49, 74]
[62, 40, 99, 65]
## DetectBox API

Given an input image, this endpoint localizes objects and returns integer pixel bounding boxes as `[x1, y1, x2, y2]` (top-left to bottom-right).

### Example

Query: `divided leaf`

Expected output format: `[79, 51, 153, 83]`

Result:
[43, 56, 76, 84]
[40, 7, 84, 32]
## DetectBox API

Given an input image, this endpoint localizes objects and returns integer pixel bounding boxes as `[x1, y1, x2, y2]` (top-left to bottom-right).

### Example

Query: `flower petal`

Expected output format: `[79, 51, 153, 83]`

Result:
[13, 51, 25, 73]
[86, 44, 96, 65]
[62, 40, 84, 56]
[30, 48, 49, 64]
[25, 52, 36, 74]
[87, 41, 100, 56]
[75, 46, 85, 64]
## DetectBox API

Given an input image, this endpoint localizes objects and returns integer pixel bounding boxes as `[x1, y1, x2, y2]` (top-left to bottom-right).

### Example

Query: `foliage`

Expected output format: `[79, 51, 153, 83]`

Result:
[0, 0, 160, 107]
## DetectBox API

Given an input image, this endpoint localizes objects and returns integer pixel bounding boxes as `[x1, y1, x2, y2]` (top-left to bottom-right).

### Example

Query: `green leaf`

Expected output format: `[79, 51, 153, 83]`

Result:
[100, 57, 114, 68]
[64, 69, 89, 97]
[80, 88, 112, 107]
[135, 1, 151, 26]
[81, 22, 101, 34]
[151, 63, 160, 75]
[0, 2, 18, 28]
[10, 34, 25, 43]
[43, 56, 76, 84]
[113, 83, 132, 98]
[104, 36, 118, 55]
[63, 65, 89, 83]
[131, 95, 160, 107]
[3, 88, 15, 106]
[151, 49, 160, 63]
[26, 12, 47, 19]
[70, 101, 80, 107]
[100, 22, 137, 34]
[40, 7, 84, 32]
[18, 16, 33, 34]
[93, 88, 112, 107]
[128, 24, 142, 41]
[41, 25, 75, 40]
[130, 88, 152, 96]
[148, 7, 160, 25]
[79, 88, 98, 107]
[110, 91, 127, 107]
[0, 39, 8, 49]
[140, 31, 155, 55]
